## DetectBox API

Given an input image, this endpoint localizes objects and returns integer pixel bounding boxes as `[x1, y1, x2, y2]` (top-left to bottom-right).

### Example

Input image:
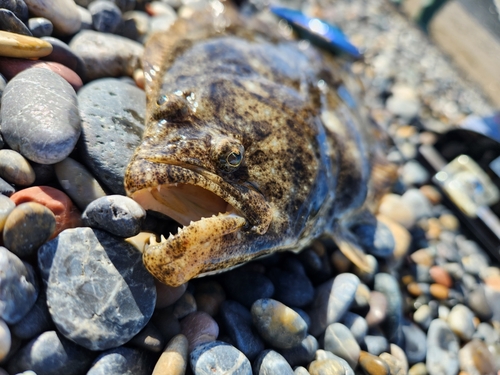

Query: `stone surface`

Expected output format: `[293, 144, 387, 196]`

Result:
[308, 359, 345, 375]
[0, 9, 31, 35]
[266, 266, 314, 307]
[0, 246, 38, 324]
[190, 341, 252, 375]
[223, 269, 274, 308]
[365, 291, 388, 327]
[253, 350, 294, 375]
[41, 36, 86, 79]
[447, 304, 475, 342]
[193, 280, 225, 316]
[180, 311, 219, 352]
[156, 281, 187, 310]
[0, 177, 15, 196]
[374, 273, 403, 346]
[364, 334, 389, 356]
[0, 68, 80, 164]
[10, 289, 53, 340]
[87, 347, 153, 375]
[23, 0, 81, 35]
[401, 320, 427, 364]
[352, 219, 395, 258]
[38, 227, 156, 351]
[358, 350, 390, 375]
[89, 0, 122, 34]
[426, 319, 459, 375]
[151, 309, 181, 344]
[0, 149, 35, 186]
[0, 0, 29, 22]
[278, 334, 318, 367]
[458, 339, 496, 375]
[378, 194, 416, 229]
[172, 291, 197, 319]
[251, 298, 308, 350]
[342, 312, 368, 343]
[152, 334, 188, 375]
[129, 322, 165, 352]
[0, 30, 52, 58]
[0, 319, 11, 362]
[0, 194, 15, 232]
[28, 17, 53, 37]
[324, 322, 360, 368]
[77, 78, 146, 194]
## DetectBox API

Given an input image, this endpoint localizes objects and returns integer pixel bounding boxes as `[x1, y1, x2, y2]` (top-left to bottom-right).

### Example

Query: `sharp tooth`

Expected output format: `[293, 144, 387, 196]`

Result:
[168, 233, 175, 240]
[149, 234, 157, 245]
[160, 235, 167, 242]
[189, 221, 194, 225]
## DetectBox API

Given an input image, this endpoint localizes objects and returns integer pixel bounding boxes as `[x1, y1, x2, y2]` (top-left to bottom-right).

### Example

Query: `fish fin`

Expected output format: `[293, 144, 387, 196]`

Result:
[331, 224, 372, 273]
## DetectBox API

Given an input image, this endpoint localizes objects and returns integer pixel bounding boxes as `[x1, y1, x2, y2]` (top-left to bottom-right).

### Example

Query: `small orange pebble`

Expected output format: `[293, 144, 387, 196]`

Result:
[429, 283, 449, 300]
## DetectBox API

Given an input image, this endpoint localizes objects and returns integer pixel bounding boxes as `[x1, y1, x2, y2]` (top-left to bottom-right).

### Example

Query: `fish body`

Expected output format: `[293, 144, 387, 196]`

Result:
[124, 5, 392, 286]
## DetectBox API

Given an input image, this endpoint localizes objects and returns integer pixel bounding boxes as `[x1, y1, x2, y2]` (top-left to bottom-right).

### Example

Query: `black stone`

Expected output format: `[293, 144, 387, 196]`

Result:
[266, 266, 314, 307]
[253, 350, 294, 375]
[89, 0, 123, 34]
[87, 347, 154, 375]
[0, 0, 28, 22]
[222, 269, 274, 308]
[0, 9, 31, 35]
[278, 335, 318, 367]
[41, 37, 87, 80]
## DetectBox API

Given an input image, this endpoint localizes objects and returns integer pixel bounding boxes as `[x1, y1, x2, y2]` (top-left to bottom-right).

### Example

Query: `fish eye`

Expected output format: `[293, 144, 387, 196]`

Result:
[213, 139, 244, 173]
[226, 151, 242, 167]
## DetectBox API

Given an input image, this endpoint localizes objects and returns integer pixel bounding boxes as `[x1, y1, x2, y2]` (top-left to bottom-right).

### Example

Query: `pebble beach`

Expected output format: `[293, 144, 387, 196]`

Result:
[0, 0, 499, 374]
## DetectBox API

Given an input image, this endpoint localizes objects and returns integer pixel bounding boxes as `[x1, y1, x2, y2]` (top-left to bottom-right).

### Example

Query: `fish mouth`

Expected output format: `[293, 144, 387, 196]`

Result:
[124, 158, 272, 286]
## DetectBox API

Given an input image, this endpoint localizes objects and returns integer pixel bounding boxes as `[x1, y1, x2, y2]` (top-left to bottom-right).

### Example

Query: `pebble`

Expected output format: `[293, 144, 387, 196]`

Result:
[374, 273, 403, 346]
[0, 9, 31, 35]
[40, 36, 86, 79]
[129, 322, 165, 352]
[267, 266, 314, 307]
[0, 246, 38, 324]
[77, 78, 146, 194]
[0, 177, 15, 196]
[401, 160, 429, 186]
[428, 265, 452, 287]
[1, 68, 80, 164]
[378, 194, 416, 229]
[315, 350, 354, 375]
[88, 347, 153, 375]
[151, 309, 181, 343]
[278, 335, 318, 367]
[447, 304, 475, 342]
[365, 291, 388, 327]
[54, 157, 107, 210]
[152, 334, 188, 375]
[3, 202, 56, 257]
[10, 186, 82, 238]
[0, 0, 29, 22]
[193, 280, 225, 316]
[219, 300, 264, 361]
[308, 359, 345, 375]
[89, 0, 123, 33]
[0, 30, 52, 58]
[342, 312, 368, 343]
[458, 339, 496, 375]
[121, 10, 150, 42]
[408, 362, 427, 375]
[429, 283, 449, 300]
[401, 320, 427, 364]
[324, 322, 360, 368]
[467, 285, 493, 321]
[180, 311, 219, 352]
[223, 269, 274, 308]
[308, 273, 360, 336]
[23, 0, 81, 35]
[190, 341, 252, 375]
[426, 319, 459, 375]
[38, 227, 156, 351]
[6, 330, 93, 375]
[69, 30, 143, 81]
[251, 298, 308, 350]
[352, 219, 395, 258]
[77, 4, 93, 29]
[401, 189, 433, 221]
[386, 85, 420, 120]
[389, 344, 409, 374]
[10, 289, 53, 340]
[253, 350, 294, 375]
[413, 304, 432, 330]
[155, 281, 187, 310]
[0, 149, 35, 186]
[0, 194, 15, 232]
[172, 291, 197, 319]
[28, 17, 53, 37]
[0, 319, 10, 362]
[358, 350, 390, 375]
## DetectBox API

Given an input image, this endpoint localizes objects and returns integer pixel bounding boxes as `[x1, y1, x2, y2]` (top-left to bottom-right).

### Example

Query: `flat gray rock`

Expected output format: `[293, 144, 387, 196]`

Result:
[190, 341, 252, 375]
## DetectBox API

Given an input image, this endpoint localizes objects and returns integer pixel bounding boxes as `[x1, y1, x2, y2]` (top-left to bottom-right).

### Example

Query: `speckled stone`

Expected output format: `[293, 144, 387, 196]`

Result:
[77, 78, 145, 194]
[6, 330, 93, 375]
[152, 334, 188, 375]
[38, 227, 156, 351]
[0, 68, 80, 164]
[223, 269, 274, 308]
[0, 319, 11, 362]
[251, 298, 308, 350]
[358, 351, 390, 375]
[193, 280, 225, 316]
[0, 246, 38, 324]
[0, 149, 35, 186]
[190, 341, 252, 375]
[374, 273, 403, 346]
[129, 322, 165, 352]
[426, 319, 459, 375]
[69, 30, 143, 81]
[180, 311, 219, 352]
[87, 347, 152, 375]
[0, 30, 52, 58]
[324, 322, 360, 368]
[54, 157, 107, 210]
[28, 17, 52, 37]
[89, 0, 122, 34]
[458, 339, 496, 375]
[253, 350, 294, 375]
[10, 289, 53, 340]
[220, 300, 264, 361]
[0, 194, 15, 232]
[0, 9, 31, 35]
[308, 359, 345, 375]
[308, 273, 360, 336]
[3, 202, 56, 257]
[156, 281, 187, 310]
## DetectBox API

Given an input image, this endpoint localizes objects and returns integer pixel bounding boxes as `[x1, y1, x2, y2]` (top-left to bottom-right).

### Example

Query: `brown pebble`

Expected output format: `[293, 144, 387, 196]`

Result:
[430, 283, 449, 299]
[429, 266, 453, 288]
[152, 334, 188, 375]
[155, 281, 187, 310]
[308, 359, 345, 375]
[359, 351, 390, 375]
[401, 275, 414, 286]
[419, 185, 441, 204]
[129, 323, 165, 353]
[410, 248, 435, 267]
[180, 311, 219, 352]
[407, 282, 424, 297]
[172, 292, 197, 319]
[0, 30, 52, 58]
[133, 68, 145, 89]
[439, 214, 459, 232]
[0, 149, 35, 186]
[331, 250, 351, 273]
[425, 218, 441, 240]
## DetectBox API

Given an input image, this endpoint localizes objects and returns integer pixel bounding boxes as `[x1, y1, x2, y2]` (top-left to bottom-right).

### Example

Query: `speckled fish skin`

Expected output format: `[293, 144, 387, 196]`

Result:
[125, 5, 386, 286]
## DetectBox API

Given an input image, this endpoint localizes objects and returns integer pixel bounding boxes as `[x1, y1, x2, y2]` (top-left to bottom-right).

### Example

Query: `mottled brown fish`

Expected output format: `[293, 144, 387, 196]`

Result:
[124, 4, 395, 286]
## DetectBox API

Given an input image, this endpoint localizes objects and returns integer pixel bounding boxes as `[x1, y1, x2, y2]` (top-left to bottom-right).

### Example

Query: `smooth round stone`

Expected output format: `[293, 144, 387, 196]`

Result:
[89, 0, 122, 33]
[120, 10, 150, 42]
[410, 248, 435, 267]
[6, 330, 93, 375]
[0, 30, 52, 58]
[180, 312, 219, 352]
[41, 36, 86, 79]
[3, 202, 56, 257]
[458, 339, 496, 375]
[0, 319, 11, 362]
[267, 266, 314, 307]
[54, 157, 107, 210]
[401, 160, 429, 186]
[374, 273, 403, 346]
[77, 4, 92, 28]
[413, 304, 432, 330]
[408, 363, 427, 375]
[10, 289, 53, 340]
[69, 30, 143, 81]
[253, 350, 294, 375]
[377, 215, 411, 264]
[429, 266, 452, 287]
[129, 322, 165, 352]
[0, 246, 38, 324]
[378, 194, 415, 229]
[0, 149, 35, 186]
[364, 334, 389, 356]
[10, 186, 82, 238]
[0, 177, 15, 196]
[426, 319, 459, 375]
[447, 304, 475, 342]
[358, 351, 390, 375]
[401, 189, 432, 220]
[467, 285, 493, 321]
[0, 0, 29, 22]
[28, 17, 52, 37]
[365, 291, 388, 327]
[308, 273, 360, 336]
[151, 309, 181, 343]
[308, 359, 345, 375]
[87, 347, 152, 375]
[23, 0, 81, 35]
[352, 220, 395, 258]
[472, 322, 499, 344]
[390, 344, 409, 374]
[324, 323, 360, 368]
[0, 9, 31, 35]
[315, 350, 354, 375]
[0, 194, 15, 232]
[223, 269, 274, 308]
[156, 281, 187, 310]
[152, 334, 188, 375]
[278, 335, 318, 367]
[429, 283, 449, 300]
[82, 195, 145, 237]
[220, 300, 264, 361]
[1, 69, 80, 164]
[38, 227, 156, 351]
[172, 291, 197, 319]
[77, 78, 145, 194]
[190, 341, 252, 375]
[251, 298, 307, 350]
[401, 320, 427, 364]
[342, 312, 368, 343]
[386, 85, 420, 119]
[193, 280, 225, 316]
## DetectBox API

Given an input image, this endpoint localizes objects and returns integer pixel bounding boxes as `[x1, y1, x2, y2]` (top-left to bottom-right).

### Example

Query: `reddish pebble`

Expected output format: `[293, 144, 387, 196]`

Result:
[10, 186, 82, 238]
[0, 57, 83, 91]
[429, 266, 453, 288]
[155, 280, 188, 310]
[484, 275, 500, 292]
[180, 311, 219, 352]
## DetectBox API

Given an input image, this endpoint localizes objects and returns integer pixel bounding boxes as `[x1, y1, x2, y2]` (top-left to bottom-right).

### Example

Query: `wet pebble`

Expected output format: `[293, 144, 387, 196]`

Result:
[0, 30, 52, 58]
[0, 9, 31, 35]
[251, 298, 308, 350]
[28, 17, 53, 37]
[1, 68, 80, 164]
[38, 227, 156, 350]
[89, 0, 123, 33]
[253, 350, 294, 375]
[180, 311, 219, 352]
[0, 246, 38, 324]
[77, 78, 145, 194]
[426, 319, 459, 375]
[223, 269, 274, 308]
[87, 347, 152, 375]
[324, 322, 360, 368]
[152, 334, 188, 375]
[190, 341, 252, 375]
[0, 319, 10, 362]
[0, 149, 35, 186]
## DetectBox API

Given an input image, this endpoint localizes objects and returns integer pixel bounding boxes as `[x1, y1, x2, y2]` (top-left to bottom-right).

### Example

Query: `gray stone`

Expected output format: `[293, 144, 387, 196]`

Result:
[324, 323, 360, 369]
[253, 350, 294, 375]
[0, 68, 81, 164]
[426, 319, 459, 375]
[82, 195, 146, 237]
[89, 0, 122, 34]
[0, 9, 31, 35]
[278, 335, 318, 367]
[190, 341, 252, 375]
[38, 227, 156, 351]
[87, 347, 153, 375]
[0, 149, 35, 186]
[363, 334, 389, 356]
[342, 312, 368, 343]
[401, 189, 433, 220]
[352, 219, 395, 258]
[41, 36, 86, 80]
[374, 273, 404, 346]
[28, 17, 53, 37]
[0, 194, 15, 231]
[77, 78, 145, 194]
[10, 290, 54, 340]
[0, 177, 14, 196]
[0, 246, 38, 324]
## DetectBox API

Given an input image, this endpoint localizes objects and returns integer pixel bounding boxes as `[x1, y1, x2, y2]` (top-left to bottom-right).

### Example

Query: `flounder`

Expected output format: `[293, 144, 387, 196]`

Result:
[124, 4, 395, 286]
